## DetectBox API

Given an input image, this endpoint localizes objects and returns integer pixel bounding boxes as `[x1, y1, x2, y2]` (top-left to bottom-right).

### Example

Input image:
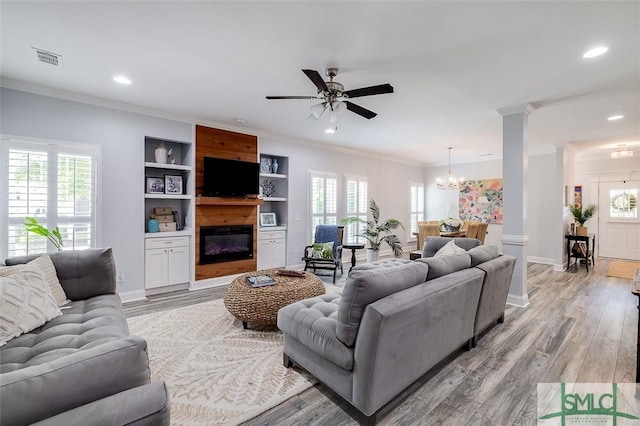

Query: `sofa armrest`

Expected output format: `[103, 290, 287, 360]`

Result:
[5, 248, 116, 300]
[0, 336, 150, 425]
[31, 382, 170, 426]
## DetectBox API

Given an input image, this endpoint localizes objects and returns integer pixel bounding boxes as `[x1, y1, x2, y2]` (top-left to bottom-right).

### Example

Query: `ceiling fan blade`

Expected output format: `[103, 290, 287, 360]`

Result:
[345, 101, 377, 119]
[344, 83, 394, 99]
[266, 96, 317, 100]
[302, 69, 329, 93]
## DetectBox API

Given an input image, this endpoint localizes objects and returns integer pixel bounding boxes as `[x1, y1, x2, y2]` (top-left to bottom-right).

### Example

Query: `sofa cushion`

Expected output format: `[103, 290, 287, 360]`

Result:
[417, 253, 472, 281]
[277, 293, 353, 370]
[30, 255, 69, 306]
[336, 261, 429, 347]
[0, 294, 129, 372]
[467, 245, 500, 267]
[0, 264, 63, 347]
[351, 258, 410, 271]
[434, 240, 467, 257]
[422, 236, 480, 258]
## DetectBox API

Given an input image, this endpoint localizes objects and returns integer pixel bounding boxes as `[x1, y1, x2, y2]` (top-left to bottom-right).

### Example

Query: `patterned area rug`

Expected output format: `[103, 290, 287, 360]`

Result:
[605, 260, 640, 280]
[127, 299, 315, 425]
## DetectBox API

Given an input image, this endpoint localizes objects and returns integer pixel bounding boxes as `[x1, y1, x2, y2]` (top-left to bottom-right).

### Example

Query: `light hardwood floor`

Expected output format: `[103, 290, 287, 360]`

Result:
[123, 258, 638, 425]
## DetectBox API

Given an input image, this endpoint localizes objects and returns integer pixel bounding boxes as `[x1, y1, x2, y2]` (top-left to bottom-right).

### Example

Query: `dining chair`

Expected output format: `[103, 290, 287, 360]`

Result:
[476, 223, 489, 244]
[417, 222, 440, 251]
[466, 222, 480, 239]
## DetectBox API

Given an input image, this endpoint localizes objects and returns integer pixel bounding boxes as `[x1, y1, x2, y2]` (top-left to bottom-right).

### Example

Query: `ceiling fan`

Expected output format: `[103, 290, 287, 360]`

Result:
[266, 68, 394, 120]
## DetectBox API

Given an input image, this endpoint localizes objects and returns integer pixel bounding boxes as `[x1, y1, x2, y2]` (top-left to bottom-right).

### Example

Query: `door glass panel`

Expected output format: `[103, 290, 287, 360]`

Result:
[609, 189, 637, 219]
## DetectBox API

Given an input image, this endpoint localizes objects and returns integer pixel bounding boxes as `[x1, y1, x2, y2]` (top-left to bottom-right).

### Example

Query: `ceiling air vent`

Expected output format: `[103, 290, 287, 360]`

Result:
[32, 48, 62, 66]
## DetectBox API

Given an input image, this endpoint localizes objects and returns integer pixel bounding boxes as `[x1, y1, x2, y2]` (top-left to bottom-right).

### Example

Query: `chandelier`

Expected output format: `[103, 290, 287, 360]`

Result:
[436, 147, 464, 191]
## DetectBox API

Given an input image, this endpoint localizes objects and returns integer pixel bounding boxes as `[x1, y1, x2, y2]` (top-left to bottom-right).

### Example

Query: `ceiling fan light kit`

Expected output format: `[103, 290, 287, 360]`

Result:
[266, 67, 394, 132]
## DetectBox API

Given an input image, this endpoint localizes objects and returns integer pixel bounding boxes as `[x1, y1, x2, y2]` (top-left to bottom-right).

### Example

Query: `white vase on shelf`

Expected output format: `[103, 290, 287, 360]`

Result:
[155, 142, 168, 164]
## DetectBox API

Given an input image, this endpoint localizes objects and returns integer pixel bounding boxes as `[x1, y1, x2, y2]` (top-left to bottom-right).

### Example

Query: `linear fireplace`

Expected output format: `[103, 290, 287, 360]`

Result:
[200, 225, 253, 264]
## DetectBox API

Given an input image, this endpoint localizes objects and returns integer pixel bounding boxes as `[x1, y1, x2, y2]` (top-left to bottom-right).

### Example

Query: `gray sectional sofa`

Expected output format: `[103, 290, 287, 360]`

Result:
[1, 248, 170, 426]
[277, 243, 516, 424]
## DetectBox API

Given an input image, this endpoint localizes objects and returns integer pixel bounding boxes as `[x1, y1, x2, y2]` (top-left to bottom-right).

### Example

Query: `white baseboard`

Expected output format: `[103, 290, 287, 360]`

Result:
[190, 274, 239, 290]
[527, 256, 554, 265]
[507, 293, 529, 308]
[118, 289, 146, 303]
[553, 263, 567, 272]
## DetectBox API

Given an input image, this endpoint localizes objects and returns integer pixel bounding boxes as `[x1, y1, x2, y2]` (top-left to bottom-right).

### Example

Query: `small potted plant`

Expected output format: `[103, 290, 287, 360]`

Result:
[569, 203, 597, 236]
[24, 217, 64, 251]
[341, 199, 405, 262]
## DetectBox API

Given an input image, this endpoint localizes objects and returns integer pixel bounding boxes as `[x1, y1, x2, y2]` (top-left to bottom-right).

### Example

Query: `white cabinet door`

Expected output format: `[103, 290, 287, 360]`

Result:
[271, 238, 286, 268]
[257, 239, 272, 270]
[168, 246, 190, 284]
[145, 248, 168, 289]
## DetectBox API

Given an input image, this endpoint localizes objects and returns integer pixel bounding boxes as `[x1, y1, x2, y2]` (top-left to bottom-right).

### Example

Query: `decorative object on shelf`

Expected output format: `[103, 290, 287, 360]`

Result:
[260, 179, 276, 197]
[272, 159, 279, 174]
[260, 157, 272, 173]
[569, 203, 597, 236]
[437, 147, 464, 190]
[440, 217, 463, 232]
[147, 217, 160, 233]
[23, 216, 63, 251]
[341, 198, 404, 261]
[146, 177, 165, 194]
[155, 142, 168, 164]
[167, 148, 177, 165]
[260, 212, 277, 227]
[164, 175, 183, 195]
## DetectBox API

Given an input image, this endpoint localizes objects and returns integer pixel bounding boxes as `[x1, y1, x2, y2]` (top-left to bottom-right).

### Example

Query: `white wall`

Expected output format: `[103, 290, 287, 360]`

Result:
[0, 88, 193, 297]
[260, 137, 425, 266]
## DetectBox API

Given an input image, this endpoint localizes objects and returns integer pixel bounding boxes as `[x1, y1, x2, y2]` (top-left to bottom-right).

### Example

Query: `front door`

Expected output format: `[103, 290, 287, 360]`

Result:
[597, 180, 640, 260]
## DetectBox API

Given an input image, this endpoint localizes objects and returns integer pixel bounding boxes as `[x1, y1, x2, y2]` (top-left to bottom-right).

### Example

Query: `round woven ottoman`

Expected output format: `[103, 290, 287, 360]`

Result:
[223, 269, 325, 329]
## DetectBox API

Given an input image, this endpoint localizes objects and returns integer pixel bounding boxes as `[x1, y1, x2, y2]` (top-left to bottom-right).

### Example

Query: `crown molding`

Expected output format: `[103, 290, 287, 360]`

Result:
[496, 103, 536, 117]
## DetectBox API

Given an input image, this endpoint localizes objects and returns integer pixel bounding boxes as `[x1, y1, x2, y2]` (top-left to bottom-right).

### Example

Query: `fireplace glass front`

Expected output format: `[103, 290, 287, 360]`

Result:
[200, 225, 253, 264]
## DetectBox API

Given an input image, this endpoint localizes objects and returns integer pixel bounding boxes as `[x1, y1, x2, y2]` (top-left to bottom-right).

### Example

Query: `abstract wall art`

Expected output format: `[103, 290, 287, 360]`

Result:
[458, 179, 503, 224]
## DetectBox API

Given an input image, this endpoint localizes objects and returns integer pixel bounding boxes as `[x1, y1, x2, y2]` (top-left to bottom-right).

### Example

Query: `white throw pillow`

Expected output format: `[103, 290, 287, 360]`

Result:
[434, 240, 467, 257]
[29, 255, 69, 306]
[0, 263, 63, 347]
[0, 255, 68, 307]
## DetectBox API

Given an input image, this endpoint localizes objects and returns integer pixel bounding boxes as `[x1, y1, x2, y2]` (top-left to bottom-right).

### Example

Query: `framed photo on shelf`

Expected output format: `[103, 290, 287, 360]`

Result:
[146, 177, 165, 194]
[260, 157, 272, 173]
[164, 175, 183, 195]
[259, 212, 277, 227]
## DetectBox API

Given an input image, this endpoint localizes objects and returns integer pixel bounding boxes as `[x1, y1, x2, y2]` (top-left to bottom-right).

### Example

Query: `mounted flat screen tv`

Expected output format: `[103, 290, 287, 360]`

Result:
[202, 157, 260, 197]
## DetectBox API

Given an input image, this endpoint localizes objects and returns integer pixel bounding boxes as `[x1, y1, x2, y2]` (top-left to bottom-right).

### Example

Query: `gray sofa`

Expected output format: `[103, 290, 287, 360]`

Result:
[277, 245, 515, 424]
[1, 248, 170, 426]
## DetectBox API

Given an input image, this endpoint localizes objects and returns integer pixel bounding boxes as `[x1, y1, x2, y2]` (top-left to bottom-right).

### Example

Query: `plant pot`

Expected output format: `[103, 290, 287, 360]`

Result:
[576, 225, 588, 236]
[367, 249, 379, 263]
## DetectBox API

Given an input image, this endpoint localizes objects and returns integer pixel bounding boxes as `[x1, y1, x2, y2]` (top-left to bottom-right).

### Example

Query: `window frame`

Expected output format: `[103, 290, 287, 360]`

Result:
[408, 181, 425, 241]
[308, 170, 340, 243]
[0, 135, 101, 260]
[343, 174, 368, 245]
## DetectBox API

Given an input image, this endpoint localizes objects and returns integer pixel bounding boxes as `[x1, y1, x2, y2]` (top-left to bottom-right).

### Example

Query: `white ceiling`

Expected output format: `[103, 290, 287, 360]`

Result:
[1, 1, 639, 166]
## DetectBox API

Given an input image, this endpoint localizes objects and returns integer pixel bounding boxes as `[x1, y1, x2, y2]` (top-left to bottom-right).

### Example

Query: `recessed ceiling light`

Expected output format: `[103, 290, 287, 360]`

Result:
[113, 75, 132, 85]
[607, 115, 624, 121]
[234, 118, 246, 124]
[325, 128, 336, 134]
[582, 46, 608, 59]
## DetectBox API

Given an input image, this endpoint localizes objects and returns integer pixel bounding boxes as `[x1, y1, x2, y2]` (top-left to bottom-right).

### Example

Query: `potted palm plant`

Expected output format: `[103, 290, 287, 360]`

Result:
[341, 199, 405, 262]
[569, 203, 597, 236]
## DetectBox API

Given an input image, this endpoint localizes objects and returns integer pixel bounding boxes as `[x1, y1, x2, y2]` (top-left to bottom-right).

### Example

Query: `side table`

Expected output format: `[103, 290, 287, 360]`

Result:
[343, 243, 365, 271]
[565, 233, 596, 272]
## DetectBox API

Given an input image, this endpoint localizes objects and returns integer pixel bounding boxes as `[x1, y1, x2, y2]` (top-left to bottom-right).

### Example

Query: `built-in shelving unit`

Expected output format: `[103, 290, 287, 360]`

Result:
[258, 154, 289, 269]
[144, 136, 194, 291]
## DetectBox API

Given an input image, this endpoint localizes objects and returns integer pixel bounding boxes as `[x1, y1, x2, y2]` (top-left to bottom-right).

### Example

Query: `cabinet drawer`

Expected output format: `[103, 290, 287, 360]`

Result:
[145, 236, 190, 249]
[259, 230, 286, 240]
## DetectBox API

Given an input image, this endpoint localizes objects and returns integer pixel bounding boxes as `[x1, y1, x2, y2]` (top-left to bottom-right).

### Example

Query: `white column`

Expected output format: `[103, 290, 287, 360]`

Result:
[497, 103, 535, 307]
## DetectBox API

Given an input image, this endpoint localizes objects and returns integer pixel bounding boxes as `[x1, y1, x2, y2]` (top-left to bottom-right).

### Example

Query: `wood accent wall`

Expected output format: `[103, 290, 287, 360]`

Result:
[195, 125, 259, 280]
